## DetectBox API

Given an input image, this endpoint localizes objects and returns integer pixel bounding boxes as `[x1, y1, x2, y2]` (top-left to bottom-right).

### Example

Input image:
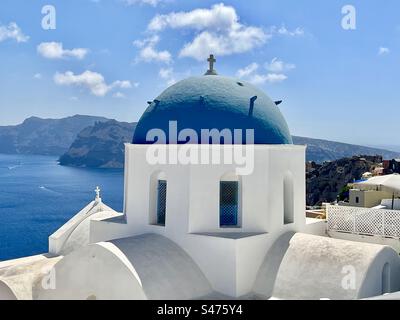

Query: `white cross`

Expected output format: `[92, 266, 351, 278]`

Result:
[95, 186, 101, 200]
[207, 54, 216, 72]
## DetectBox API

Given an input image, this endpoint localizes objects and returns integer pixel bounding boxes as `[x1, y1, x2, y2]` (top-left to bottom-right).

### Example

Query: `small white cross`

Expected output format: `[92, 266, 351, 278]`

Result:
[95, 186, 101, 200]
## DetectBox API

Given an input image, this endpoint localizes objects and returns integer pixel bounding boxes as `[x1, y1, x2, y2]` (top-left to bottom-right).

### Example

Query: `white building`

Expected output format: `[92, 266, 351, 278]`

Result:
[1, 57, 400, 300]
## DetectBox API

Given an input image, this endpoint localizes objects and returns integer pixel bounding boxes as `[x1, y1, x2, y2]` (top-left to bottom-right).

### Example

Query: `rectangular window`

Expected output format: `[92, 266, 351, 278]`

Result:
[220, 181, 239, 227]
[157, 180, 167, 226]
[355, 196, 360, 204]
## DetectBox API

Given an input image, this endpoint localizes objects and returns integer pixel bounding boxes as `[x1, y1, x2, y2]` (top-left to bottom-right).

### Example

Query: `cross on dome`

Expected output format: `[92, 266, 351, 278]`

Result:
[95, 186, 101, 201]
[208, 55, 216, 70]
[205, 54, 218, 75]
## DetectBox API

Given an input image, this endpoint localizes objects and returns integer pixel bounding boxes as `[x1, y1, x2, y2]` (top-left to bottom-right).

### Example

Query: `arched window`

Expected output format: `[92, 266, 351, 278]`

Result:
[284, 172, 294, 225]
[157, 179, 167, 225]
[149, 171, 167, 226]
[220, 172, 241, 227]
[382, 263, 391, 294]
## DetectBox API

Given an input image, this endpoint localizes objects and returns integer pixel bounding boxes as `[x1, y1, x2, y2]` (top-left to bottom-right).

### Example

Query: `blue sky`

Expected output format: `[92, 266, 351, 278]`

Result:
[0, 0, 399, 146]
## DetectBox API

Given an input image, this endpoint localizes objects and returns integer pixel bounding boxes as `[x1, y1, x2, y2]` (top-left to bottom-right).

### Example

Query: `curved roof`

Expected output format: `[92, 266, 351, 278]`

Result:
[36, 234, 213, 300]
[132, 75, 292, 145]
[0, 255, 62, 300]
[271, 233, 400, 300]
[49, 200, 122, 256]
[0, 281, 17, 300]
[60, 210, 121, 255]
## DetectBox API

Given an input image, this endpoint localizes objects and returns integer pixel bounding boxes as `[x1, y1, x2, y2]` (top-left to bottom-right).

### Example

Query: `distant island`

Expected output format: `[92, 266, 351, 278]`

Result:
[0, 115, 108, 156]
[59, 120, 136, 169]
[1, 115, 400, 168]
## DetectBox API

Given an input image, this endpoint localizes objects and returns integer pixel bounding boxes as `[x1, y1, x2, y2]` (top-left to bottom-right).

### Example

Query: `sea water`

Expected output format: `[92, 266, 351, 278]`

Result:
[0, 154, 124, 261]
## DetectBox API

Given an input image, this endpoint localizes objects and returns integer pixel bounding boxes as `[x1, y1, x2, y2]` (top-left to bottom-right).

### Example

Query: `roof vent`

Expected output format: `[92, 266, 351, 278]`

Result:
[248, 96, 258, 117]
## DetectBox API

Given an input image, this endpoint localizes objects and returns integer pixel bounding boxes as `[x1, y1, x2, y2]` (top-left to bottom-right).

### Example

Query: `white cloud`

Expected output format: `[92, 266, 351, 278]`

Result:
[54, 70, 132, 97]
[250, 73, 287, 85]
[148, 3, 239, 31]
[236, 59, 293, 85]
[271, 25, 304, 37]
[159, 67, 173, 79]
[37, 42, 89, 60]
[378, 47, 390, 56]
[179, 28, 267, 61]
[133, 35, 171, 63]
[122, 0, 166, 6]
[140, 46, 171, 63]
[265, 57, 295, 73]
[148, 3, 268, 61]
[0, 22, 29, 43]
[236, 63, 259, 78]
[33, 73, 42, 80]
[111, 80, 132, 89]
[113, 92, 126, 99]
[159, 67, 176, 85]
[137, 4, 305, 63]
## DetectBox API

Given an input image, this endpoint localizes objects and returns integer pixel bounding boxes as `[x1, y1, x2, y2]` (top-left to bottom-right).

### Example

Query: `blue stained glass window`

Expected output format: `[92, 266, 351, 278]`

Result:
[157, 180, 167, 225]
[220, 181, 239, 227]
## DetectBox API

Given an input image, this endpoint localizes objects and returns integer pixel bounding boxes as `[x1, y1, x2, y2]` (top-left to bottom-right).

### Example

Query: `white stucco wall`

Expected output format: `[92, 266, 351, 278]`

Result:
[48, 200, 117, 255]
[111, 143, 307, 297]
[253, 232, 295, 298]
[328, 231, 400, 253]
[123, 144, 306, 234]
[303, 218, 327, 236]
[60, 210, 124, 255]
[40, 143, 308, 299]
[109, 234, 213, 299]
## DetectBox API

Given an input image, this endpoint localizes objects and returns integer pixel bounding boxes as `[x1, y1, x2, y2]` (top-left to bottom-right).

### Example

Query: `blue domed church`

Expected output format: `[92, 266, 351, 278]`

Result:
[42, 55, 312, 299]
[2, 56, 399, 301]
[132, 73, 293, 145]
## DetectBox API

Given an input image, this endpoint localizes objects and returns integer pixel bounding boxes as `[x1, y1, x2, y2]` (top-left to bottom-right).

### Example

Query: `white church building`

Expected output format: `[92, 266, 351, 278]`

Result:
[1, 56, 400, 300]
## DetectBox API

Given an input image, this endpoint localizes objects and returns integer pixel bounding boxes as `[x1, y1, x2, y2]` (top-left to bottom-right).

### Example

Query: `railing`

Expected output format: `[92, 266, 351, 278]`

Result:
[327, 205, 400, 239]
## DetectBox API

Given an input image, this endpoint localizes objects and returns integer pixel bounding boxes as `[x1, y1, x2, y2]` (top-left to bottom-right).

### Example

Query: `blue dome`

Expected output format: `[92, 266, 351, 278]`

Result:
[132, 75, 293, 145]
